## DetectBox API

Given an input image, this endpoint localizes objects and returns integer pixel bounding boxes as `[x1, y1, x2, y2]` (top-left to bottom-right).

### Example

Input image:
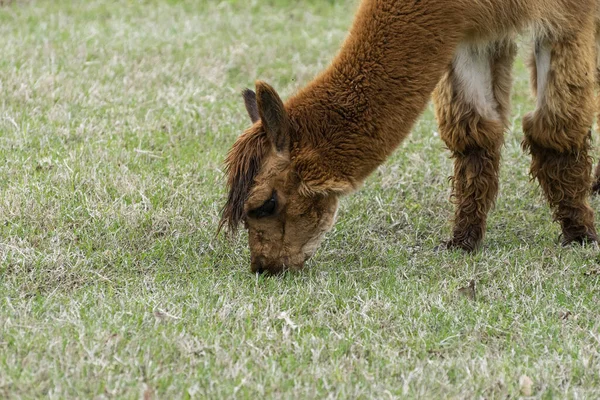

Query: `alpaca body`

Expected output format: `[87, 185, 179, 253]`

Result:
[222, 0, 600, 273]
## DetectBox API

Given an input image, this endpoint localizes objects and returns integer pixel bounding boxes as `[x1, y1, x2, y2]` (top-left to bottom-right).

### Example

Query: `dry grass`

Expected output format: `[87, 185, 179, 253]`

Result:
[1, 0, 600, 398]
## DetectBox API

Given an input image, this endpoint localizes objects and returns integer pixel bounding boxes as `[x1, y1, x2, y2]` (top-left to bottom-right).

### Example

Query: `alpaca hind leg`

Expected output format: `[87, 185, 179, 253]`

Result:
[433, 40, 516, 251]
[523, 31, 598, 245]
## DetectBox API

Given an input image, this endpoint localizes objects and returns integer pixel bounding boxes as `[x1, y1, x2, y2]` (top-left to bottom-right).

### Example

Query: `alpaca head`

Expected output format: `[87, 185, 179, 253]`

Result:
[220, 82, 352, 273]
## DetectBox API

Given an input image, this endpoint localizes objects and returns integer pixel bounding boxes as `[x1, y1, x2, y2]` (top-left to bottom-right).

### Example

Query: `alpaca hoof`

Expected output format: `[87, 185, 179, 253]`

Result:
[435, 238, 480, 253]
[560, 230, 598, 246]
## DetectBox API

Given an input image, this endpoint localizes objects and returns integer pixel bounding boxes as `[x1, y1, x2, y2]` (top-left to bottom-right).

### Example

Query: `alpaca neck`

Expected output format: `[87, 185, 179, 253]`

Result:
[288, 0, 466, 186]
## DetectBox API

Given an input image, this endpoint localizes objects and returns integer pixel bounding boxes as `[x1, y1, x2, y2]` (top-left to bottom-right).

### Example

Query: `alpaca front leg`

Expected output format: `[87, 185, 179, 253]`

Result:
[444, 141, 502, 251]
[523, 32, 598, 244]
[433, 40, 515, 251]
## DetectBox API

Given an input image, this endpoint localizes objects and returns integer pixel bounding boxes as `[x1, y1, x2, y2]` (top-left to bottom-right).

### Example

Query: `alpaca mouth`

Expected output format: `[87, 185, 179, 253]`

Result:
[250, 255, 307, 274]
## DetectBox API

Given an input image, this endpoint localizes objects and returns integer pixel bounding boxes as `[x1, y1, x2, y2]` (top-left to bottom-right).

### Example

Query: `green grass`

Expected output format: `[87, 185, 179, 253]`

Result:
[1, 0, 600, 398]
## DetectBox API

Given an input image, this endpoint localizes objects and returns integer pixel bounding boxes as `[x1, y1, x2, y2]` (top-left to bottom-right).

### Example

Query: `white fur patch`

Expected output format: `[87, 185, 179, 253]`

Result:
[453, 43, 499, 121]
[535, 41, 552, 108]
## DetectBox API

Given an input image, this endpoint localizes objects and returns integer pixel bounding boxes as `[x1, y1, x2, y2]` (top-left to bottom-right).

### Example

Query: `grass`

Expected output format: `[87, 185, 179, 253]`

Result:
[1, 0, 600, 398]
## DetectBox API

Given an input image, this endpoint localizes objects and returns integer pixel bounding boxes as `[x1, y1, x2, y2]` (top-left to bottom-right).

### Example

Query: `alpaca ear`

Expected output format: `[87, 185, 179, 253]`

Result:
[242, 88, 260, 123]
[255, 81, 290, 154]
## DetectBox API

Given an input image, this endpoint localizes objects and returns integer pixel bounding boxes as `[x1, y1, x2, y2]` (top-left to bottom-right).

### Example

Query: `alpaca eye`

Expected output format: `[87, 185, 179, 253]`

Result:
[249, 192, 277, 218]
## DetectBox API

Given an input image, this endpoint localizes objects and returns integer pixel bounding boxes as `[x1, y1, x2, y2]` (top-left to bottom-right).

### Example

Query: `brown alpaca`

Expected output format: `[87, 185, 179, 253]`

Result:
[221, 0, 600, 273]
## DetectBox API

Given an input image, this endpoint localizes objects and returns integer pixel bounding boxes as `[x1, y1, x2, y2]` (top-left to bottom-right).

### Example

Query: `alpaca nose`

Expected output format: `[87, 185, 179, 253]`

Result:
[251, 256, 286, 274]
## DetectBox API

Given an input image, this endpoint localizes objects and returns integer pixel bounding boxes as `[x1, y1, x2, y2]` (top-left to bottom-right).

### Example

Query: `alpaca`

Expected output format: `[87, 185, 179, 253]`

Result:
[221, 0, 600, 273]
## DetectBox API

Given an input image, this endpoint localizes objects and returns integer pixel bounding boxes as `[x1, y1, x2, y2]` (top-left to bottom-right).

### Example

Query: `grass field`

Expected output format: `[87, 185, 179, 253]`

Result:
[1, 0, 600, 398]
